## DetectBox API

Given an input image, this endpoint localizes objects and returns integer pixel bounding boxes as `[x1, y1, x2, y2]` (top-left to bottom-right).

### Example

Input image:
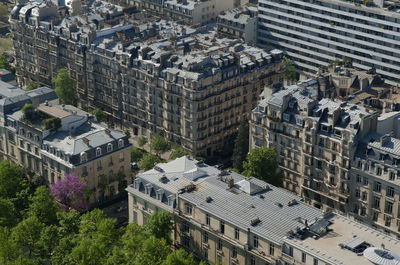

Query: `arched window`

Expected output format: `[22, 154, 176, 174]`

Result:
[96, 147, 102, 157]
[118, 139, 124, 148]
[80, 152, 87, 163]
[107, 143, 113, 152]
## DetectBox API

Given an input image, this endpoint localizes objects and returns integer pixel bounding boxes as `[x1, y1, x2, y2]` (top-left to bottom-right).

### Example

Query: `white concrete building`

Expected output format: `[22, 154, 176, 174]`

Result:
[258, 0, 400, 86]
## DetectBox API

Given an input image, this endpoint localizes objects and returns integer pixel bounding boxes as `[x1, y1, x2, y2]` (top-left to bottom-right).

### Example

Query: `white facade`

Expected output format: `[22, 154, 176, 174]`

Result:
[258, 0, 400, 86]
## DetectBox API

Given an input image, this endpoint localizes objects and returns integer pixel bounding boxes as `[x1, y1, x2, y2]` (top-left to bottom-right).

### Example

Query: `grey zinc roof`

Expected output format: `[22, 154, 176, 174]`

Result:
[136, 157, 323, 245]
[180, 174, 323, 245]
[43, 122, 125, 155]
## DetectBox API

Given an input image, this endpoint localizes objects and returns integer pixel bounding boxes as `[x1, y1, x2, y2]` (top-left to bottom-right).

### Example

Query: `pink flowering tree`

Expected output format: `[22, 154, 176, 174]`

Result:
[50, 174, 90, 212]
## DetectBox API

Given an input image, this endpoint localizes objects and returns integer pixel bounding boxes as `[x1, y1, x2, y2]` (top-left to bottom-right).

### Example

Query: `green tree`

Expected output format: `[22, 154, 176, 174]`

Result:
[162, 249, 196, 265]
[145, 211, 173, 244]
[284, 56, 297, 82]
[169, 147, 189, 161]
[26, 82, 39, 91]
[27, 186, 59, 225]
[0, 3, 8, 23]
[138, 136, 147, 147]
[232, 120, 249, 172]
[131, 147, 144, 162]
[138, 153, 159, 171]
[243, 147, 283, 187]
[150, 135, 170, 156]
[52, 68, 76, 105]
[21, 104, 35, 120]
[99, 174, 110, 197]
[0, 227, 22, 265]
[11, 216, 44, 258]
[91, 108, 107, 123]
[0, 198, 17, 227]
[134, 236, 170, 265]
[0, 55, 15, 74]
[124, 129, 131, 138]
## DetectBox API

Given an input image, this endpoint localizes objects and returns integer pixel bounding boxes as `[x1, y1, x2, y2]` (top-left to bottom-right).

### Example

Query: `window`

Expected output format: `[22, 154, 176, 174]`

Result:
[185, 204, 193, 215]
[288, 246, 293, 257]
[363, 176, 369, 185]
[253, 236, 259, 249]
[118, 139, 124, 148]
[302, 252, 306, 263]
[374, 197, 381, 209]
[119, 152, 124, 162]
[182, 222, 190, 233]
[235, 228, 239, 240]
[355, 189, 360, 198]
[362, 191, 368, 201]
[377, 167, 382, 176]
[385, 201, 393, 214]
[250, 256, 256, 265]
[97, 160, 102, 170]
[314, 258, 318, 265]
[387, 186, 395, 197]
[80, 152, 87, 163]
[206, 214, 210, 225]
[374, 182, 382, 193]
[356, 175, 362, 183]
[389, 172, 395, 181]
[220, 221, 225, 234]
[231, 247, 237, 258]
[96, 148, 101, 156]
[217, 239, 222, 251]
[385, 216, 391, 227]
[373, 212, 379, 221]
[270, 244, 274, 256]
[203, 232, 208, 243]
[182, 236, 190, 247]
[107, 143, 113, 152]
[203, 248, 208, 259]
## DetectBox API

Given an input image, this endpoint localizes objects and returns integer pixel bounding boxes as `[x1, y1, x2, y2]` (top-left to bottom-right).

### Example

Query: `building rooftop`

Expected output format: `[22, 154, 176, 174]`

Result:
[130, 156, 324, 245]
[285, 213, 400, 265]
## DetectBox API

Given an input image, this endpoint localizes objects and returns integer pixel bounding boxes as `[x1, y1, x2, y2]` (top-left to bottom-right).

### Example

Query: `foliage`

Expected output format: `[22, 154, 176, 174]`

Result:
[169, 147, 189, 161]
[138, 153, 159, 171]
[98, 174, 110, 195]
[0, 55, 15, 74]
[243, 147, 283, 187]
[0, 3, 7, 23]
[0, 198, 16, 227]
[162, 249, 197, 265]
[21, 104, 35, 120]
[284, 56, 297, 82]
[27, 186, 59, 225]
[232, 120, 249, 172]
[150, 135, 170, 155]
[138, 136, 147, 147]
[50, 174, 89, 212]
[124, 129, 131, 138]
[131, 147, 145, 163]
[26, 82, 39, 91]
[52, 68, 76, 105]
[11, 216, 44, 257]
[91, 108, 107, 123]
[145, 211, 173, 244]
[43, 117, 61, 131]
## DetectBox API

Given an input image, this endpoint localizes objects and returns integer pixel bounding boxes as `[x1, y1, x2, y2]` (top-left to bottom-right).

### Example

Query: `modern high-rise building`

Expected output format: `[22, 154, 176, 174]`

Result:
[257, 0, 400, 86]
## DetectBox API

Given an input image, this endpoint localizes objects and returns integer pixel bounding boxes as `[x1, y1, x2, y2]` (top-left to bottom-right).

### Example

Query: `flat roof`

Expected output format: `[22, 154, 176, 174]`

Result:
[284, 214, 400, 265]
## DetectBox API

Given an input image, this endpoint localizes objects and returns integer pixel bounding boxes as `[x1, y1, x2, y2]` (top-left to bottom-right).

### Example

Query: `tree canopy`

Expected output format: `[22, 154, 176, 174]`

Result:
[50, 174, 89, 212]
[243, 147, 283, 187]
[138, 153, 159, 171]
[131, 147, 144, 163]
[150, 135, 170, 156]
[52, 68, 76, 105]
[138, 136, 147, 147]
[232, 120, 249, 172]
[26, 82, 39, 91]
[90, 108, 107, 123]
[169, 147, 189, 161]
[284, 56, 297, 82]
[144, 211, 173, 244]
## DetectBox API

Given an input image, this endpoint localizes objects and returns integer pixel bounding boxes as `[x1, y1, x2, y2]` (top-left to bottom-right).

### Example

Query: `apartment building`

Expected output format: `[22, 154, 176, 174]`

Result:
[249, 81, 378, 214]
[10, 1, 285, 157]
[127, 156, 324, 265]
[281, 213, 400, 265]
[258, 0, 400, 86]
[350, 133, 400, 238]
[0, 80, 131, 203]
[217, 6, 257, 44]
[127, 156, 400, 264]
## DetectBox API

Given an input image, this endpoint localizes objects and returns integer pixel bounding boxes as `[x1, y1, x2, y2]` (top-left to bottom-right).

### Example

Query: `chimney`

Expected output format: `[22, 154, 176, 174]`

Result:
[82, 137, 89, 146]
[105, 128, 111, 136]
[380, 134, 390, 146]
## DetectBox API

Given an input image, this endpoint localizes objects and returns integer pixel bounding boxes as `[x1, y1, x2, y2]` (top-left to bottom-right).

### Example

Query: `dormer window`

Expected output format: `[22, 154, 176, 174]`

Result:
[19, 129, 25, 136]
[96, 147, 102, 157]
[80, 152, 87, 163]
[118, 139, 124, 148]
[296, 117, 303, 126]
[283, 113, 290, 122]
[134, 178, 142, 190]
[34, 135, 39, 142]
[107, 143, 113, 152]
[156, 189, 164, 201]
[167, 195, 175, 207]
[145, 183, 153, 196]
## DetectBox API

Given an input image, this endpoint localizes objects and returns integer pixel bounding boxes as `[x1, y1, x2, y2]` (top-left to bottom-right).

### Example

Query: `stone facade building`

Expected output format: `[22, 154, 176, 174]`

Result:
[10, 1, 285, 157]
